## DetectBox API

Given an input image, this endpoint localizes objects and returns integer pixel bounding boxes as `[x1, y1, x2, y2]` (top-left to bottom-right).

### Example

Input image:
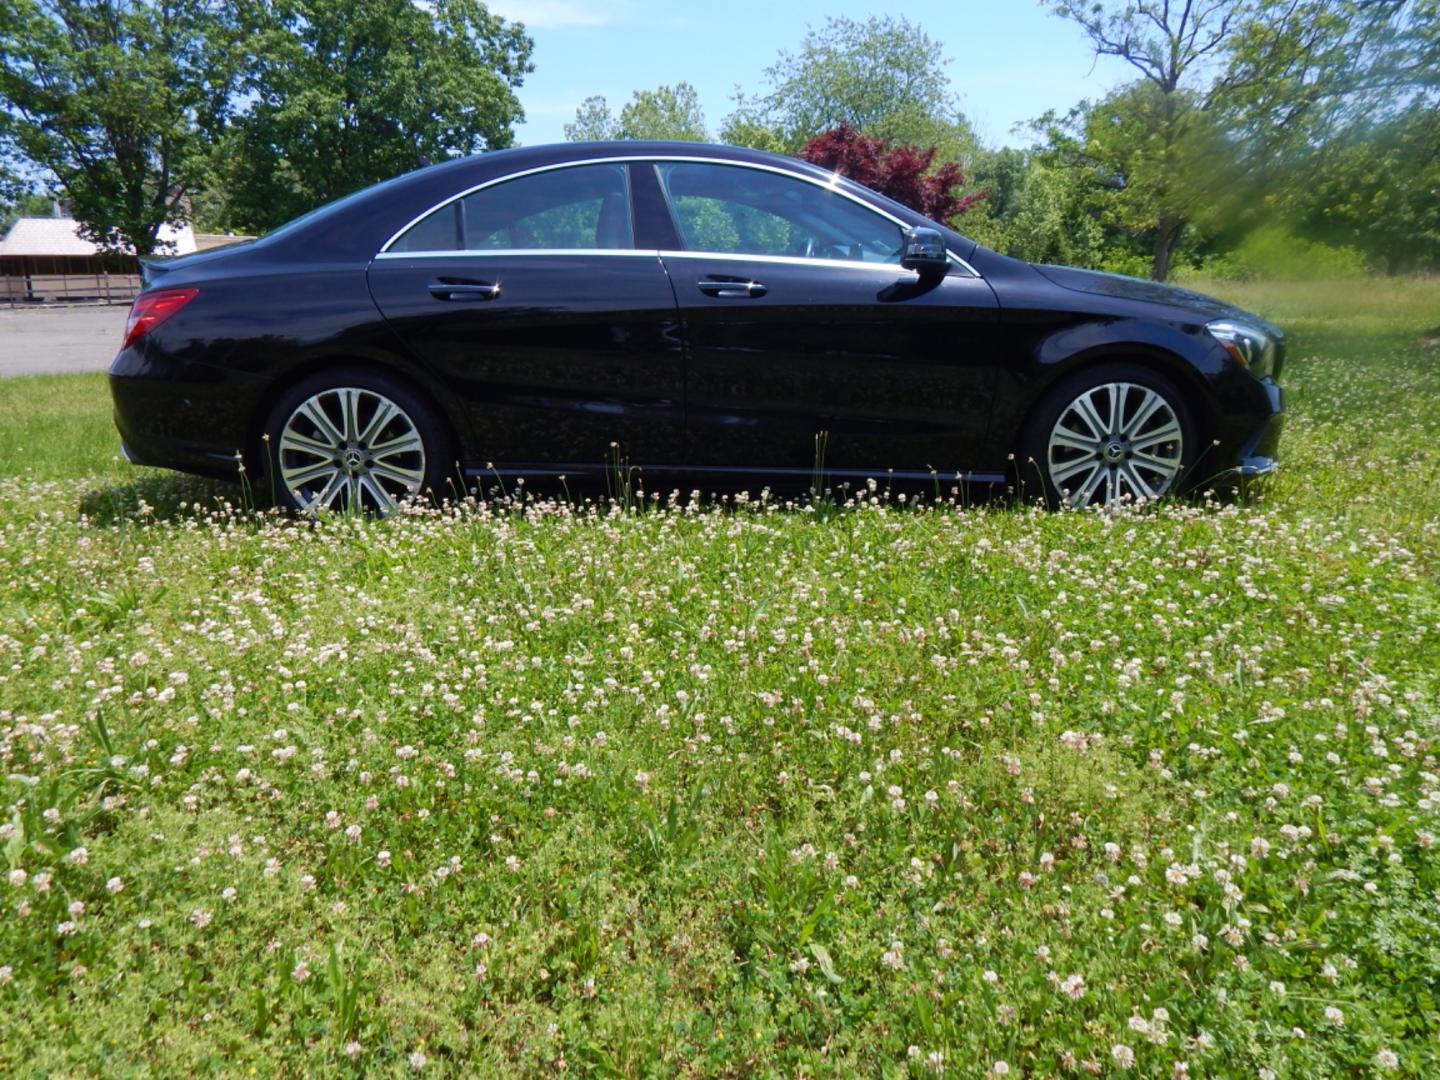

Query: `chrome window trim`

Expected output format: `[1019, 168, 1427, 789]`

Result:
[661, 250, 921, 275]
[376, 154, 982, 277]
[374, 248, 659, 261]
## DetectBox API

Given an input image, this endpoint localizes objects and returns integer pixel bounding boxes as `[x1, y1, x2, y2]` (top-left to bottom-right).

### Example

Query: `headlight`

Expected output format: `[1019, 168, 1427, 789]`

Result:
[1207, 319, 1275, 379]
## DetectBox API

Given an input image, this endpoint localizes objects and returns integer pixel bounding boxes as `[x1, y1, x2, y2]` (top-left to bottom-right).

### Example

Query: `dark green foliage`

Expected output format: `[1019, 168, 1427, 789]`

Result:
[217, 0, 532, 233]
[0, 0, 238, 255]
[720, 15, 980, 161]
[564, 83, 708, 143]
[1044, 0, 1428, 280]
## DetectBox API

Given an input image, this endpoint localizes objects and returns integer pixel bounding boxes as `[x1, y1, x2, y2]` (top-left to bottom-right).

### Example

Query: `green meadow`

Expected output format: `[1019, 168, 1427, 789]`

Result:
[1, 278, 1438, 1077]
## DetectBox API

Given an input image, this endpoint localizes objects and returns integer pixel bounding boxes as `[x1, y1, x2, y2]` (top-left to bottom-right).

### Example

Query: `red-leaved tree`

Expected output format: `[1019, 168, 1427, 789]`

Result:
[799, 123, 987, 223]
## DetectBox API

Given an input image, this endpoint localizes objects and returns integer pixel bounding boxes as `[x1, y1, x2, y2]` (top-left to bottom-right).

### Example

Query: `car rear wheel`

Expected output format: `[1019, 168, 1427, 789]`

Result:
[261, 369, 451, 515]
[1019, 363, 1196, 509]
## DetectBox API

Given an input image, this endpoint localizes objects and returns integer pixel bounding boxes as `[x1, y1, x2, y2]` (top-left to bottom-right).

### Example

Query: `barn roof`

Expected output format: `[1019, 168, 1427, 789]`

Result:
[0, 217, 197, 257]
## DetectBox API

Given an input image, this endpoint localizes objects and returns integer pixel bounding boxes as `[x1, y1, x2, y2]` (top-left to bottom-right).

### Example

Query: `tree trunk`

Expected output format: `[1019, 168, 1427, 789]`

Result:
[1151, 215, 1181, 281]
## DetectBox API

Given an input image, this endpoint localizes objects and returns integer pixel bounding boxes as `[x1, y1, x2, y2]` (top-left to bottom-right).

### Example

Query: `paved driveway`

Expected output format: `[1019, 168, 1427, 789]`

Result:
[0, 306, 128, 377]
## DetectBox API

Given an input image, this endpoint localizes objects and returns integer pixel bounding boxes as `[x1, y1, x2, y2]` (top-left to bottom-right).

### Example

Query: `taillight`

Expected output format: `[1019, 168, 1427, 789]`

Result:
[122, 288, 198, 350]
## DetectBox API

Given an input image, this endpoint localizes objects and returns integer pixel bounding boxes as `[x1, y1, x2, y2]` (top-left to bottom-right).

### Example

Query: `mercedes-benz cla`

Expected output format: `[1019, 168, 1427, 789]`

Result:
[110, 141, 1284, 512]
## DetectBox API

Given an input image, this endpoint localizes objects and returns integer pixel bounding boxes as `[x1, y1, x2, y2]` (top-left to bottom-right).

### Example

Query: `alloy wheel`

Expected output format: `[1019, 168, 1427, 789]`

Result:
[1046, 381, 1184, 507]
[277, 387, 427, 514]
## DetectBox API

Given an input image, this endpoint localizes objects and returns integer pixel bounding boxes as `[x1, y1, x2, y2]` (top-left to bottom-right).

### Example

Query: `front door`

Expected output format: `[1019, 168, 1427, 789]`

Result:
[646, 160, 1000, 485]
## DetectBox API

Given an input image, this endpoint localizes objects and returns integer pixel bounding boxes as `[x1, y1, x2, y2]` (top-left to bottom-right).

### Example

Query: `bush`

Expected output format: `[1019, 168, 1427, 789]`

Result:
[1182, 225, 1369, 283]
[1095, 248, 1154, 278]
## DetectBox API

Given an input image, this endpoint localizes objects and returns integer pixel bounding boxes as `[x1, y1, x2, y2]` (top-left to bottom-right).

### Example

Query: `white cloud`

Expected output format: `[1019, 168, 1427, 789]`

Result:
[489, 1, 623, 28]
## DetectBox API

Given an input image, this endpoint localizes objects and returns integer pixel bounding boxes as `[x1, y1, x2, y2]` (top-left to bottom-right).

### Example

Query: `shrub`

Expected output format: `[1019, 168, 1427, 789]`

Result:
[1182, 225, 1370, 283]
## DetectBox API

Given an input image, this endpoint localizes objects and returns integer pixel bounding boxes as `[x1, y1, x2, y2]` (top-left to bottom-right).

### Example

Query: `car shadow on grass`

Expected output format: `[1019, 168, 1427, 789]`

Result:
[78, 471, 263, 527]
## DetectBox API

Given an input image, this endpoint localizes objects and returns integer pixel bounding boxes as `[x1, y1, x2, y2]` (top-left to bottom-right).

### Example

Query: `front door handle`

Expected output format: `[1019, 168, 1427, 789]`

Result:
[697, 276, 767, 299]
[429, 279, 500, 301]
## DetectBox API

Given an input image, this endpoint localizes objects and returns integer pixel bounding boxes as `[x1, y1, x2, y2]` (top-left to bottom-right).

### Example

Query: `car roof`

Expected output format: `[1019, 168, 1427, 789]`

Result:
[256, 141, 932, 261]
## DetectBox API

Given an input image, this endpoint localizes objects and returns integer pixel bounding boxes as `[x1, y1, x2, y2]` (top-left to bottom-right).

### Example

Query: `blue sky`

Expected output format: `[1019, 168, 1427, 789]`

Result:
[489, 0, 1136, 150]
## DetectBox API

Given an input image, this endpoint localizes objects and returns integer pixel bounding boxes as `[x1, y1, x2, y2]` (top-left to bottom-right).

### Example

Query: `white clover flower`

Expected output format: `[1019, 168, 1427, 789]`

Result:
[881, 941, 905, 970]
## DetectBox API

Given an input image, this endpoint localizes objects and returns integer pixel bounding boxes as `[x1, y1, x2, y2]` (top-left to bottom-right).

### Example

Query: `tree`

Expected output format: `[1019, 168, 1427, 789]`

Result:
[617, 83, 707, 141]
[1287, 102, 1440, 273]
[0, 179, 53, 233]
[0, 147, 29, 224]
[564, 96, 616, 141]
[716, 98, 786, 154]
[799, 124, 987, 223]
[962, 149, 1107, 269]
[724, 15, 980, 157]
[1223, 0, 1440, 274]
[1033, 82, 1236, 280]
[1047, 0, 1410, 279]
[564, 82, 708, 142]
[0, 0, 237, 255]
[225, 0, 532, 232]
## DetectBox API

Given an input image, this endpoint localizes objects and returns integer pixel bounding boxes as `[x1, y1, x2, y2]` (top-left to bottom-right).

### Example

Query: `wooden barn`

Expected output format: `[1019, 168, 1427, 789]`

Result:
[0, 216, 207, 304]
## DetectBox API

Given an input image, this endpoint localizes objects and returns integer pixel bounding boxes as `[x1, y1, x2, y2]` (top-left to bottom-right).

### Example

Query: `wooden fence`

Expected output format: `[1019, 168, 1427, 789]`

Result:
[2, 272, 142, 307]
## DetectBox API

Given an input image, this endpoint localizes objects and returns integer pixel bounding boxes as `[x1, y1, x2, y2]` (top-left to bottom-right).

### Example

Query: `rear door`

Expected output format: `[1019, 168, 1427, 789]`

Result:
[645, 160, 1000, 482]
[367, 161, 685, 474]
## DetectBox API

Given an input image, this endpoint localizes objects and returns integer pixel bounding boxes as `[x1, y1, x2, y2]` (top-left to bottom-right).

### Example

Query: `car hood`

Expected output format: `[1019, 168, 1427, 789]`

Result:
[1033, 263, 1283, 337]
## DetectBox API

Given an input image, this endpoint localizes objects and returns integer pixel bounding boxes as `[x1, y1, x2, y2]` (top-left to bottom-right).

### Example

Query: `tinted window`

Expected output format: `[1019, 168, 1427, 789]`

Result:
[656, 162, 903, 263]
[391, 164, 633, 252]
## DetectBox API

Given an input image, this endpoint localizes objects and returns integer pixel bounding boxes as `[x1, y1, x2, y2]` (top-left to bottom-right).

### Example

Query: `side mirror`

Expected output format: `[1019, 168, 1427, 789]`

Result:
[900, 226, 949, 276]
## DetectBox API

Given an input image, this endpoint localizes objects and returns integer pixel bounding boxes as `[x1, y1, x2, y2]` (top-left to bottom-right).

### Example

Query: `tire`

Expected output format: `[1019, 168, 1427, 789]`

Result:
[259, 367, 452, 515]
[1016, 362, 1197, 509]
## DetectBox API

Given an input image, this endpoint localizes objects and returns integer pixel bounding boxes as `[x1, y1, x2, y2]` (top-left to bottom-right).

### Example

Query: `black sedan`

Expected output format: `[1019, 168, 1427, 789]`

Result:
[109, 141, 1284, 512]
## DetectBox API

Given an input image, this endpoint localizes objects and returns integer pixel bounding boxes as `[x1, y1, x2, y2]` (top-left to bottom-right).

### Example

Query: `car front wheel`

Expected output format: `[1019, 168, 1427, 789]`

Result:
[1019, 363, 1196, 509]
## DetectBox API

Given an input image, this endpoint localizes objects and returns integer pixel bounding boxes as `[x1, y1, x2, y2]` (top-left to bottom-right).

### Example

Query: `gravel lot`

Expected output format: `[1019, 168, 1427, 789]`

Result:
[0, 305, 128, 377]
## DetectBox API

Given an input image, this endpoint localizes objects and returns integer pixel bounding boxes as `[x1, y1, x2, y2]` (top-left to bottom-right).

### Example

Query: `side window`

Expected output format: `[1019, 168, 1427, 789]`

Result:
[390, 164, 633, 253]
[656, 162, 904, 264]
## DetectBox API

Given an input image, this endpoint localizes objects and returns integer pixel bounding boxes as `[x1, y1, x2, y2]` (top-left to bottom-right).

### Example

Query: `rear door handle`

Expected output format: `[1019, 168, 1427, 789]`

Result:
[429, 279, 500, 301]
[697, 276, 767, 299]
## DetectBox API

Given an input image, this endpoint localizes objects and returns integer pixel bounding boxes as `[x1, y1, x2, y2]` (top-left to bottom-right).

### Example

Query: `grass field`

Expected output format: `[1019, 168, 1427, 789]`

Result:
[1, 278, 1438, 1077]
